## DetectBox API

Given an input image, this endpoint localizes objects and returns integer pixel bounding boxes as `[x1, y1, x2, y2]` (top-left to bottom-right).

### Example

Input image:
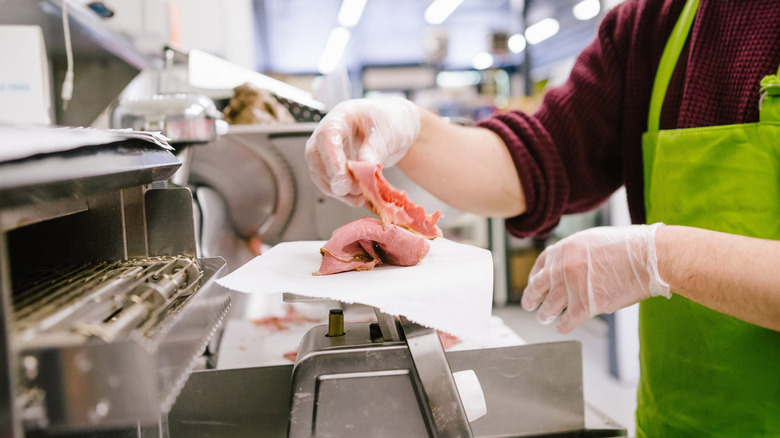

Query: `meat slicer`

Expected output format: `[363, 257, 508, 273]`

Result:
[286, 301, 475, 437]
[169, 294, 627, 438]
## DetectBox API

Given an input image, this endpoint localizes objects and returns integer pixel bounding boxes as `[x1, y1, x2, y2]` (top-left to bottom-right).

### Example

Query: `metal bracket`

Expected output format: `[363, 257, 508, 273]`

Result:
[374, 308, 402, 342]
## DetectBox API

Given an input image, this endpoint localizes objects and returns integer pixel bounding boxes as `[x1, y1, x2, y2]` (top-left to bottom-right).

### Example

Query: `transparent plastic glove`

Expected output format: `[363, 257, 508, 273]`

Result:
[305, 97, 420, 206]
[521, 223, 670, 334]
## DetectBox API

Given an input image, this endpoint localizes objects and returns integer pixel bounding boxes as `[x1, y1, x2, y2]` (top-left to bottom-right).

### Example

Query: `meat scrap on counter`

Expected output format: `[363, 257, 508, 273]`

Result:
[437, 330, 462, 350]
[252, 305, 322, 331]
[283, 350, 298, 362]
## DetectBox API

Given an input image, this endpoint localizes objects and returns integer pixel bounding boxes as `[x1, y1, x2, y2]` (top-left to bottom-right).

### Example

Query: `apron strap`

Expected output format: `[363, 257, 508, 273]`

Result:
[647, 0, 700, 133]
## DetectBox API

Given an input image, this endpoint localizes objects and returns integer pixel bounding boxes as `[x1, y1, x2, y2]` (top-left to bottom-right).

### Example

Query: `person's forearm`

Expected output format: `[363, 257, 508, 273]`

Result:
[397, 106, 526, 217]
[656, 225, 780, 332]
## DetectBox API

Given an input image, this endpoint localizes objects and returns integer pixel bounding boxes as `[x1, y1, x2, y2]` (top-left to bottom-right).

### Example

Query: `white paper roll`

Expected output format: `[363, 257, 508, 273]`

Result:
[453, 369, 487, 422]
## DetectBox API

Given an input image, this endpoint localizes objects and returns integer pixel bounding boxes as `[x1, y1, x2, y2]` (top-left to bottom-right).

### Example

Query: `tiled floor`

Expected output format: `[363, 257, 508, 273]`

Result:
[493, 304, 638, 437]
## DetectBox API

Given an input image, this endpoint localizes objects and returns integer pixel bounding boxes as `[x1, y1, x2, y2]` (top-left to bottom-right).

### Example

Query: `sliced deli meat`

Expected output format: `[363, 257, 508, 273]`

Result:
[315, 217, 430, 275]
[347, 160, 442, 239]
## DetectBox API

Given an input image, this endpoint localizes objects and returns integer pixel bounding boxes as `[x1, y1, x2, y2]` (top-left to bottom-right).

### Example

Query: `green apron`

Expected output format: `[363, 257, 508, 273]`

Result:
[638, 0, 780, 436]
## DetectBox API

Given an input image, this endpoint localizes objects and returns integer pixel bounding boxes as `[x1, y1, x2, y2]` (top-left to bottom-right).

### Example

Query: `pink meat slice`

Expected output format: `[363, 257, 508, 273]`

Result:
[315, 217, 431, 275]
[347, 160, 442, 239]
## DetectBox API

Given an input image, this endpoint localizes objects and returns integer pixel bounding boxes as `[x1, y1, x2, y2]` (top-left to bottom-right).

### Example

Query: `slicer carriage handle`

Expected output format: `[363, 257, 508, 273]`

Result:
[400, 316, 474, 438]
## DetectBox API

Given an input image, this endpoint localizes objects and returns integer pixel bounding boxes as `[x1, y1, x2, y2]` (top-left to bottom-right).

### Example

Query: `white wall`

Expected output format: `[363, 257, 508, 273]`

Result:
[100, 0, 256, 69]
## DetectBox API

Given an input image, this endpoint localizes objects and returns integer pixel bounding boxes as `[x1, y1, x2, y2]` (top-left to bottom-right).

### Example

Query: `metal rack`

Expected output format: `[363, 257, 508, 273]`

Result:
[13, 257, 204, 343]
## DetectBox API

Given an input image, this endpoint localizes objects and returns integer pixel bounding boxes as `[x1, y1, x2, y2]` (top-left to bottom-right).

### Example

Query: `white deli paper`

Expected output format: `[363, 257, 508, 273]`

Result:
[216, 238, 495, 342]
[0, 125, 172, 163]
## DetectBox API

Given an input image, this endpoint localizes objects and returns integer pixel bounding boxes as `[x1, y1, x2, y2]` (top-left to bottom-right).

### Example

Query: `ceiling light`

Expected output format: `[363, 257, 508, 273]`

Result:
[318, 27, 351, 74]
[436, 71, 482, 88]
[573, 0, 600, 20]
[472, 52, 494, 70]
[525, 18, 559, 45]
[508, 34, 526, 53]
[425, 0, 465, 25]
[338, 0, 367, 27]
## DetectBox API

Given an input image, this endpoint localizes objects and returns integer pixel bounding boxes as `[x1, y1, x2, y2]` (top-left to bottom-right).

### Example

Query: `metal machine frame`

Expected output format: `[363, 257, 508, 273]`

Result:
[0, 138, 229, 437]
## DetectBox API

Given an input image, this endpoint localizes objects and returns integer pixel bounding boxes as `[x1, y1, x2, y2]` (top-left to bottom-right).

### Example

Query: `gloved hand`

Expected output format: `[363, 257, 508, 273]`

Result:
[522, 223, 670, 334]
[305, 98, 420, 206]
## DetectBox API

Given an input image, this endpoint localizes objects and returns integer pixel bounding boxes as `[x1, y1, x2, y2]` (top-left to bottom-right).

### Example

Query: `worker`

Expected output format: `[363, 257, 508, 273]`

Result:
[304, 0, 780, 436]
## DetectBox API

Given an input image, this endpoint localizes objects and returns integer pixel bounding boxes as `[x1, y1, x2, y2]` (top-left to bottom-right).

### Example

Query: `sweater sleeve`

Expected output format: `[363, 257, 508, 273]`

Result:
[479, 110, 568, 237]
[479, 4, 637, 238]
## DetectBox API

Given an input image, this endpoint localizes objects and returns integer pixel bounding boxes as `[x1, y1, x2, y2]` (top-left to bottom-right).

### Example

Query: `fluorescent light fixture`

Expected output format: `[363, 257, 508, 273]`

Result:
[436, 71, 482, 88]
[425, 0, 465, 25]
[338, 0, 367, 27]
[525, 18, 559, 45]
[508, 33, 526, 53]
[187, 49, 323, 110]
[472, 52, 494, 70]
[318, 27, 351, 74]
[573, 0, 600, 20]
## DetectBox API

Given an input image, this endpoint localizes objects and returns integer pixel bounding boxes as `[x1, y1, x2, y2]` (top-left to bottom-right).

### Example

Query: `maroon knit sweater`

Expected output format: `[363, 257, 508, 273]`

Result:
[479, 0, 780, 238]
